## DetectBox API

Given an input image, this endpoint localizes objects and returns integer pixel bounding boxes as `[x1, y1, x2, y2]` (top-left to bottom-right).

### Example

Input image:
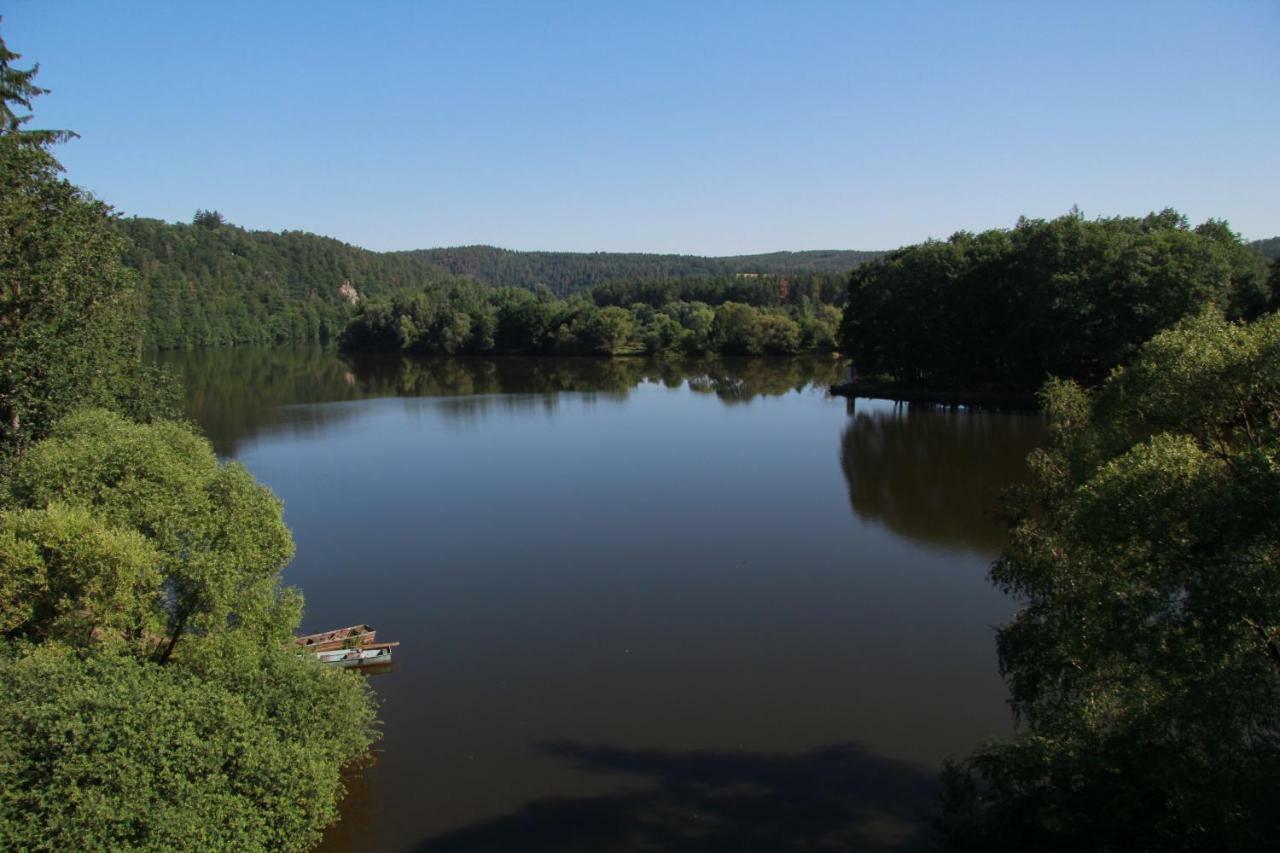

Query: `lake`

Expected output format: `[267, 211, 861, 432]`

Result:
[156, 347, 1044, 852]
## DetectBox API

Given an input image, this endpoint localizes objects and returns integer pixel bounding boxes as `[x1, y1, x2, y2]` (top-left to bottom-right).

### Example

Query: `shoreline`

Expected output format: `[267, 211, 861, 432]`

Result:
[828, 381, 1039, 409]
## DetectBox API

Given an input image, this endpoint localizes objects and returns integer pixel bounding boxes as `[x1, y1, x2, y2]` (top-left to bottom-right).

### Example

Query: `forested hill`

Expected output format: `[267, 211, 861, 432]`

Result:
[115, 214, 882, 349]
[117, 213, 466, 349]
[1252, 237, 1280, 258]
[395, 245, 884, 295]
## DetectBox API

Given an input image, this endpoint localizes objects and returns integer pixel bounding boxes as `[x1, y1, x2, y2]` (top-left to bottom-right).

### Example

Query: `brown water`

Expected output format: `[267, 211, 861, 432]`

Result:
[157, 348, 1044, 852]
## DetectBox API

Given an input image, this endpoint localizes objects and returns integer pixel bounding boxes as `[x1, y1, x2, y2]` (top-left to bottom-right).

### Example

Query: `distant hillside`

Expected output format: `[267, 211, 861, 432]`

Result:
[117, 214, 882, 349]
[1251, 237, 1280, 259]
[397, 245, 883, 295]
[118, 214, 464, 349]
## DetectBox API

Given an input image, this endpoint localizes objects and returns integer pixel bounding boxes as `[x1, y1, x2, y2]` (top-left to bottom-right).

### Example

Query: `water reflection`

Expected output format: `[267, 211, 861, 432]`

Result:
[153, 347, 1034, 852]
[154, 348, 846, 455]
[839, 402, 1044, 555]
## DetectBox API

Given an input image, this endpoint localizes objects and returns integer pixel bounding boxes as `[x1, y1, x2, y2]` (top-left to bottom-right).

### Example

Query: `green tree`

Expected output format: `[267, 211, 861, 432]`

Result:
[7, 410, 295, 662]
[585, 305, 637, 354]
[0, 29, 378, 851]
[0, 643, 376, 853]
[714, 302, 764, 354]
[0, 22, 75, 147]
[642, 311, 684, 353]
[0, 504, 160, 646]
[192, 208, 225, 229]
[841, 210, 1273, 391]
[757, 312, 802, 354]
[680, 302, 717, 353]
[0, 411, 378, 851]
[938, 309, 1280, 851]
[0, 25, 174, 464]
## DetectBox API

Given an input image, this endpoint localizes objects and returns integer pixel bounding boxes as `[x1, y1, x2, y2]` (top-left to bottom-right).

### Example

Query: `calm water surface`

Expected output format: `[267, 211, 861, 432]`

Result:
[157, 348, 1044, 852]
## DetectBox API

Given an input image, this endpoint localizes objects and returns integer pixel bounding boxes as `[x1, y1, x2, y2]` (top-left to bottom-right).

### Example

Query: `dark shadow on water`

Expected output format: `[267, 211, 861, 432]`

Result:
[415, 741, 939, 853]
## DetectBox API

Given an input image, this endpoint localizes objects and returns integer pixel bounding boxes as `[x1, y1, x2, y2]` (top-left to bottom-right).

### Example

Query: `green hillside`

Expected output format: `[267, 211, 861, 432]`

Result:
[117, 213, 463, 349]
[396, 245, 883, 295]
[1251, 237, 1280, 258]
[116, 214, 882, 349]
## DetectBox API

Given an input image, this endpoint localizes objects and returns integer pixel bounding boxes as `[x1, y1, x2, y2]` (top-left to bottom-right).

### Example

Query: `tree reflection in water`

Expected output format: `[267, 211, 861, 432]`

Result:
[155, 347, 846, 455]
[840, 401, 1044, 555]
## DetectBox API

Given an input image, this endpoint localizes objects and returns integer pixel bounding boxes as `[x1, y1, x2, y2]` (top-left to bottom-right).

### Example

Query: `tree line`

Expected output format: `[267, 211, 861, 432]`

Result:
[340, 276, 845, 356]
[0, 32, 376, 851]
[839, 210, 1276, 391]
[396, 244, 882, 295]
[115, 219, 878, 351]
[1250, 236, 1280, 259]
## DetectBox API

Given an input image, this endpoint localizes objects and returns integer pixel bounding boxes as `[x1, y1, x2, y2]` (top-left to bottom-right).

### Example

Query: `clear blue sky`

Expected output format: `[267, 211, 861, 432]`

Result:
[6, 1, 1277, 253]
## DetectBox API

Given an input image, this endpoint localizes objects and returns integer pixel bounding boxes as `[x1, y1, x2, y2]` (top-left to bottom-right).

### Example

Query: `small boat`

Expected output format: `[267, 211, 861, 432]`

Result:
[311, 644, 396, 668]
[295, 624, 376, 652]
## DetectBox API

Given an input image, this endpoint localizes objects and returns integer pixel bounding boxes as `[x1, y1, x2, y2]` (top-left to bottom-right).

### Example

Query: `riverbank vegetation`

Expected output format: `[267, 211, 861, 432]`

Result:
[840, 210, 1275, 393]
[340, 275, 845, 356]
[116, 217, 873, 351]
[0, 33, 376, 851]
[937, 309, 1280, 850]
[4, 16, 1279, 850]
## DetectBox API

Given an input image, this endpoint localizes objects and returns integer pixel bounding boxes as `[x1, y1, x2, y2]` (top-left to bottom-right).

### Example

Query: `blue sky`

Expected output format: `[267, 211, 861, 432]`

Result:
[6, 1, 1277, 253]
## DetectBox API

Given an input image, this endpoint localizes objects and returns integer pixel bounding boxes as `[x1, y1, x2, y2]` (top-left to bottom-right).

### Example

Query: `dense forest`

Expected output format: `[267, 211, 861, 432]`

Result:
[340, 274, 845, 356]
[839, 211, 1275, 392]
[119, 212, 1274, 357]
[1, 34, 377, 850]
[116, 216, 880, 351]
[117, 213, 468, 349]
[395, 245, 882, 295]
[1252, 236, 1280, 258]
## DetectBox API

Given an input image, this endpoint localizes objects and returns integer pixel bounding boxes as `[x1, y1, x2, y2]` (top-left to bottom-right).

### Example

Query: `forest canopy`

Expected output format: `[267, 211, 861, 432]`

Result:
[839, 210, 1275, 392]
[116, 216, 879, 351]
[116, 215, 468, 349]
[339, 274, 846, 356]
[395, 245, 881, 295]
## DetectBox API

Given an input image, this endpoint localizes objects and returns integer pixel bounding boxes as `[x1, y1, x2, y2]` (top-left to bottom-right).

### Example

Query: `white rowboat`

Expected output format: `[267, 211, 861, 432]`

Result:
[311, 646, 393, 668]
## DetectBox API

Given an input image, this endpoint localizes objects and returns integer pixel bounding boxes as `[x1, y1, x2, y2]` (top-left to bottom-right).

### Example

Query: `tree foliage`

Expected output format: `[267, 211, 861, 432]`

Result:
[341, 277, 842, 356]
[116, 211, 871, 352]
[0, 22, 75, 147]
[0, 503, 159, 646]
[937, 310, 1280, 851]
[6, 410, 295, 661]
[0, 27, 378, 850]
[0, 27, 176, 464]
[841, 210, 1274, 391]
[401, 245, 881, 295]
[0, 412, 377, 850]
[0, 643, 375, 852]
[0, 127, 174, 463]
[1250, 236, 1280, 260]
[116, 215, 470, 349]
